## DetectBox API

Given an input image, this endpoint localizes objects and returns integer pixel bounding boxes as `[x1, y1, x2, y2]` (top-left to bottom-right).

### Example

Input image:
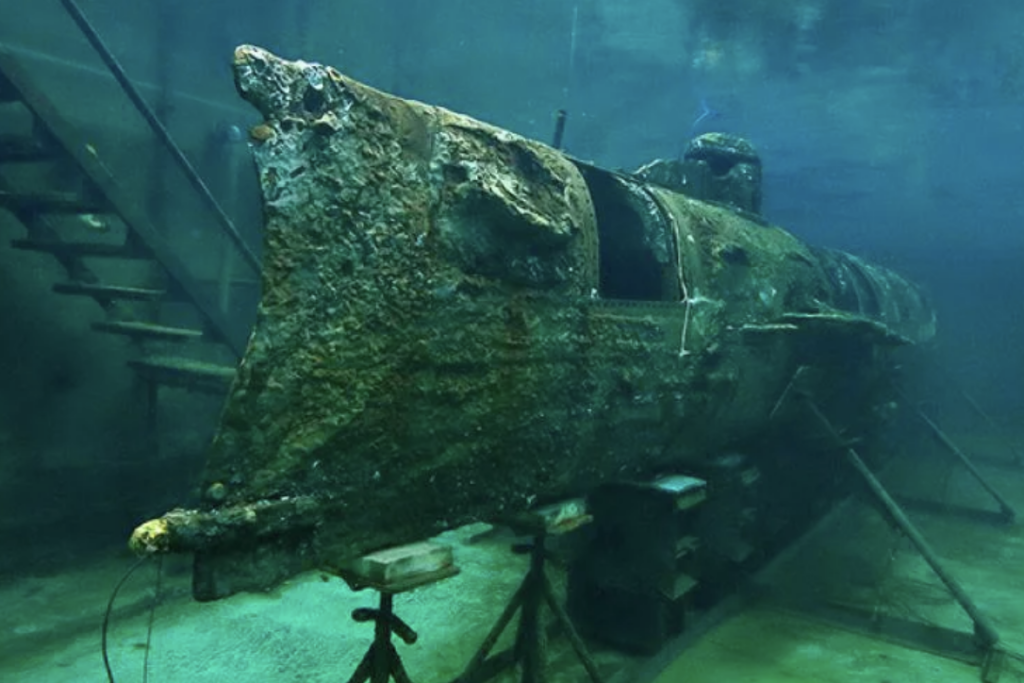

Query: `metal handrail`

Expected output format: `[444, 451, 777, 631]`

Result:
[58, 0, 261, 273]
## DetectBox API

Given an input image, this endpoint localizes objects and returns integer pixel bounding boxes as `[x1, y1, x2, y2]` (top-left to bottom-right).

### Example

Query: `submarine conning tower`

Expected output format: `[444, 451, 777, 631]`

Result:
[634, 132, 764, 216]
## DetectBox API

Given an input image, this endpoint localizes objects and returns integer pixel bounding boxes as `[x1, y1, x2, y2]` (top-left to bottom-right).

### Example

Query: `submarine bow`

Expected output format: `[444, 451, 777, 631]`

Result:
[129, 46, 935, 600]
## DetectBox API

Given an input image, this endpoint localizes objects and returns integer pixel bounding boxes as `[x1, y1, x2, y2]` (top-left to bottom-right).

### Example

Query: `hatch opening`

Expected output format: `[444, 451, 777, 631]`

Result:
[579, 166, 678, 302]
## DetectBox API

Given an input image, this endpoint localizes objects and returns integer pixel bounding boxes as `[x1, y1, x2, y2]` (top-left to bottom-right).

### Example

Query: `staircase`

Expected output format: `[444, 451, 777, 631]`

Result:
[0, 45, 252, 395]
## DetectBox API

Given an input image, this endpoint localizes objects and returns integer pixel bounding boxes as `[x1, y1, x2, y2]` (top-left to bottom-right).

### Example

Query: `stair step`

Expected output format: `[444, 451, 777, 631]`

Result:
[0, 190, 106, 214]
[128, 356, 236, 393]
[92, 321, 204, 341]
[11, 238, 147, 259]
[0, 135, 55, 162]
[0, 50, 248, 357]
[52, 282, 165, 301]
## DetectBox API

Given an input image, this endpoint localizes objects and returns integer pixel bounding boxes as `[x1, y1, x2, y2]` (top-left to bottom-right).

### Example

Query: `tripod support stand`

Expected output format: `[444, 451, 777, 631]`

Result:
[458, 529, 604, 683]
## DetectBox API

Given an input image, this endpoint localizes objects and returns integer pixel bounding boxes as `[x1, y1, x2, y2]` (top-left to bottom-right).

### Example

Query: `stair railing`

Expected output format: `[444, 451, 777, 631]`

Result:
[57, 0, 261, 274]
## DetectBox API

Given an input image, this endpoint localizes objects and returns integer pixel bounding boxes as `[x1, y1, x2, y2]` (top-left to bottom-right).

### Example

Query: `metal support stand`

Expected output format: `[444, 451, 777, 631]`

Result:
[899, 388, 1017, 523]
[336, 541, 460, 683]
[802, 397, 1001, 650]
[347, 591, 417, 683]
[959, 389, 1024, 467]
[458, 531, 604, 683]
[924, 353, 1024, 467]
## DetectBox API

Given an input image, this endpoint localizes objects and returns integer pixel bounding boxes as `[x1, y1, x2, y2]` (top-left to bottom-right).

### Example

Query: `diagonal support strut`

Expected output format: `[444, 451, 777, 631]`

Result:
[802, 396, 1001, 650]
[898, 387, 1017, 523]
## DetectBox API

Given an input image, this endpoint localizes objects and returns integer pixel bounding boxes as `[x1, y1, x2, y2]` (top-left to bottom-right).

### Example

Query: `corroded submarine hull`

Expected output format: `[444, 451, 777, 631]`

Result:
[130, 46, 934, 600]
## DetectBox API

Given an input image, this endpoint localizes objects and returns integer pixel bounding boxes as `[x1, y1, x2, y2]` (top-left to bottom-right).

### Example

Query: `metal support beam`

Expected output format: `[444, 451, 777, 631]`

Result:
[457, 525, 605, 683]
[902, 394, 1017, 523]
[959, 389, 1024, 467]
[923, 353, 1024, 467]
[803, 397, 1001, 650]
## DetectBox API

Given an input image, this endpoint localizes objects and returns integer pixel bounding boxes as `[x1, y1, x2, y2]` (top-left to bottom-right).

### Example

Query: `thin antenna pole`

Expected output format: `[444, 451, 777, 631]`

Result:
[554, 4, 579, 151]
[564, 4, 579, 104]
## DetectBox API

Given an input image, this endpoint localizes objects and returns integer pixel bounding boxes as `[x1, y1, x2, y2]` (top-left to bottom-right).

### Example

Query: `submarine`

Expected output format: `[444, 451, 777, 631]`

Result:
[129, 45, 935, 602]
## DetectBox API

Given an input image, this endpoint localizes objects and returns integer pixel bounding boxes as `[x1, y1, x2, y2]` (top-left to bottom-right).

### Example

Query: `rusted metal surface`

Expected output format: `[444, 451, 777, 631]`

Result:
[130, 46, 935, 600]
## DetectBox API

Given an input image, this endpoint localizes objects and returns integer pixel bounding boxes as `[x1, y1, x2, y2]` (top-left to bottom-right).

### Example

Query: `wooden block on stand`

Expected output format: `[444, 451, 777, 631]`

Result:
[333, 541, 459, 593]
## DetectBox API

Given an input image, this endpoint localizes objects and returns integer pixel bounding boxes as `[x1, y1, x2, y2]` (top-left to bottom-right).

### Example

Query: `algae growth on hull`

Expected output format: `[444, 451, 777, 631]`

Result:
[130, 46, 934, 599]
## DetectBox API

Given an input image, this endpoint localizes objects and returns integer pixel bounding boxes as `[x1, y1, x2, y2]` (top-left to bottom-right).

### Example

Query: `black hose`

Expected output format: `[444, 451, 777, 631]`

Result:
[102, 556, 150, 683]
[143, 556, 164, 683]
